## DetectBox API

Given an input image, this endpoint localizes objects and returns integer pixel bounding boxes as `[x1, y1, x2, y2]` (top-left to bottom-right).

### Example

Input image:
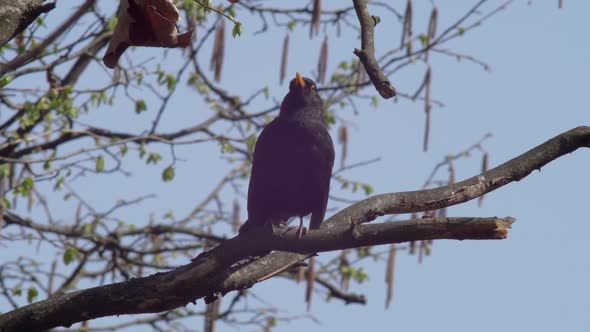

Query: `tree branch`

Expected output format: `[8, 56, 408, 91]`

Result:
[0, 0, 55, 48]
[0, 0, 95, 77]
[0, 126, 588, 330]
[352, 0, 396, 98]
[328, 126, 590, 222]
[0, 216, 510, 331]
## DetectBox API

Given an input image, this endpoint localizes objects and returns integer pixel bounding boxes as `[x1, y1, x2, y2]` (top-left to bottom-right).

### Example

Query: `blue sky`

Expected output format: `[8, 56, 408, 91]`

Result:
[2, 1, 589, 331]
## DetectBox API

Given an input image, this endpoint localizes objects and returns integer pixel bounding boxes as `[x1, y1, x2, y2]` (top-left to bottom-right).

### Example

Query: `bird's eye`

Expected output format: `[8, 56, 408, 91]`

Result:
[311, 85, 317, 92]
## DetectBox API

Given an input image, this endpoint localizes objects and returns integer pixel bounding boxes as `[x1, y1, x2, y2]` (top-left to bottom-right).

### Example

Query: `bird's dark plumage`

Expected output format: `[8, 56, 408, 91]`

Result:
[240, 73, 335, 234]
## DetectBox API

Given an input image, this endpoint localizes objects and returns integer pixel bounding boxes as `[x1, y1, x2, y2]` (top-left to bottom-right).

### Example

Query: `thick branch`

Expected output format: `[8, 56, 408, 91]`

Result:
[327, 126, 590, 225]
[0, 216, 509, 331]
[0, 126, 588, 330]
[352, 0, 396, 98]
[0, 0, 55, 48]
[0, 0, 95, 77]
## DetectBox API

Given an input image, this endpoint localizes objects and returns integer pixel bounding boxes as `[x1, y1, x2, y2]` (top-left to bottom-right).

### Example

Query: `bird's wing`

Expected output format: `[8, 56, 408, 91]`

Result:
[246, 119, 295, 223]
[309, 125, 335, 229]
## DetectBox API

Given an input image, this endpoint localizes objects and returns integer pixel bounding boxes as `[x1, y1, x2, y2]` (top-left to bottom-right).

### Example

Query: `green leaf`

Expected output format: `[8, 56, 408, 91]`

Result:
[16, 177, 34, 197]
[135, 99, 147, 114]
[163, 210, 175, 219]
[268, 317, 277, 327]
[371, 96, 379, 108]
[165, 74, 176, 91]
[0, 164, 10, 179]
[95, 155, 105, 172]
[54, 176, 65, 191]
[220, 141, 235, 153]
[162, 165, 175, 182]
[81, 223, 93, 234]
[120, 144, 128, 156]
[228, 6, 236, 18]
[362, 183, 374, 196]
[352, 268, 369, 283]
[139, 143, 147, 159]
[35, 16, 45, 27]
[107, 16, 118, 31]
[146, 152, 162, 165]
[63, 246, 78, 265]
[357, 247, 371, 258]
[0, 196, 11, 209]
[457, 26, 466, 35]
[418, 34, 429, 47]
[232, 21, 243, 38]
[11, 288, 21, 296]
[27, 287, 38, 303]
[0, 74, 13, 88]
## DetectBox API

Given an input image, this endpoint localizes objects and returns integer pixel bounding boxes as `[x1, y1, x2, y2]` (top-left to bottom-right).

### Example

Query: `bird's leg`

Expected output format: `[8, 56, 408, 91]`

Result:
[296, 216, 308, 239]
[269, 218, 290, 238]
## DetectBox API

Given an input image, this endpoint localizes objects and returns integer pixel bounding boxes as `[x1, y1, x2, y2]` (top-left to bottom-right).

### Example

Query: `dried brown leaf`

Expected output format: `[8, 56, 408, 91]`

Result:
[305, 256, 315, 311]
[75, 203, 82, 228]
[47, 260, 57, 294]
[479, 153, 489, 207]
[204, 297, 221, 332]
[401, 0, 413, 48]
[280, 34, 289, 85]
[339, 250, 350, 290]
[103, 0, 194, 68]
[317, 36, 328, 84]
[406, 39, 413, 57]
[232, 198, 241, 233]
[211, 20, 225, 82]
[385, 245, 396, 309]
[423, 67, 432, 152]
[425, 7, 438, 62]
[310, 0, 321, 38]
[338, 125, 348, 169]
[418, 240, 425, 264]
[295, 266, 305, 283]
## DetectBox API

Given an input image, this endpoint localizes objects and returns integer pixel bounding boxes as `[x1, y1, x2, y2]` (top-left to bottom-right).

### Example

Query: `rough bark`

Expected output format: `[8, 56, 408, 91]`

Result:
[0, 0, 55, 48]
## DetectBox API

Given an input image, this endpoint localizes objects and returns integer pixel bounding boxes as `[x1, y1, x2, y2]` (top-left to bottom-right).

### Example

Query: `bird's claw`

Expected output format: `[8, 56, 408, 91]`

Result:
[296, 225, 308, 239]
[284, 225, 307, 239]
[270, 221, 289, 238]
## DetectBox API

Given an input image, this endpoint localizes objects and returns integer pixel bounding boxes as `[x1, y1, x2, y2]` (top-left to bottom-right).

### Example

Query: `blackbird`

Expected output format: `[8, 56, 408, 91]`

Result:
[239, 73, 335, 236]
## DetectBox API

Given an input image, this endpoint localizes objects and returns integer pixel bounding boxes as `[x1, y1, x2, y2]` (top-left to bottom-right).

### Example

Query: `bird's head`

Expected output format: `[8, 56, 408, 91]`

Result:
[279, 73, 324, 122]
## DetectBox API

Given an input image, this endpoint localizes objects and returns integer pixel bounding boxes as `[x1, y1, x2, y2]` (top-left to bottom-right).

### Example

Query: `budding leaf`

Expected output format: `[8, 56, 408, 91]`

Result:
[232, 21, 243, 38]
[96, 155, 105, 172]
[362, 183, 374, 196]
[27, 287, 38, 303]
[135, 99, 147, 113]
[162, 165, 175, 182]
[63, 246, 78, 265]
[0, 75, 13, 88]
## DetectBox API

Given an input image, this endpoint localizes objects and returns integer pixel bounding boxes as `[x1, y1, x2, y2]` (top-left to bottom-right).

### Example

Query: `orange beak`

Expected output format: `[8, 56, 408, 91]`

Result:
[295, 72, 306, 88]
